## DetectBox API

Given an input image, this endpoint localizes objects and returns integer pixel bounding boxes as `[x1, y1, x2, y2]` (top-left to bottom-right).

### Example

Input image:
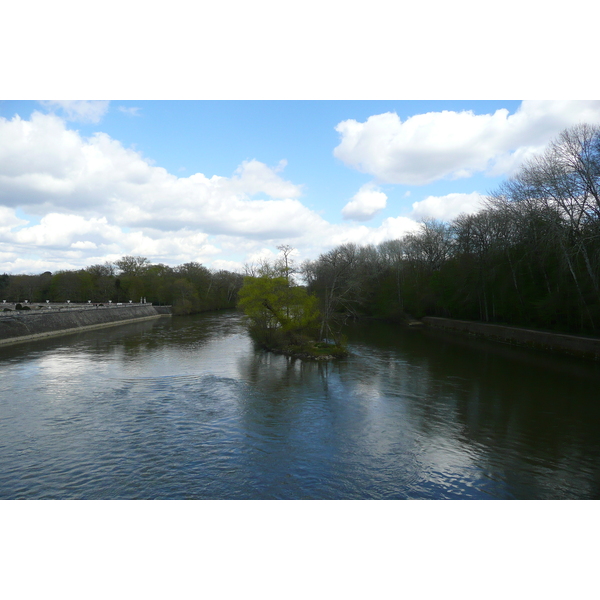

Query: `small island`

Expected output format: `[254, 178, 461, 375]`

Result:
[237, 246, 348, 361]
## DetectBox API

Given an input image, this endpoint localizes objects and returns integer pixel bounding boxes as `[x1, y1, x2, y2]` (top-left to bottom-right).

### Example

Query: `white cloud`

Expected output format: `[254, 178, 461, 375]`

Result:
[246, 247, 279, 264]
[329, 216, 421, 247]
[341, 183, 387, 221]
[228, 159, 302, 199]
[0, 256, 80, 276]
[211, 259, 245, 272]
[118, 106, 141, 117]
[0, 205, 425, 274]
[6, 214, 119, 248]
[71, 241, 98, 249]
[333, 100, 600, 185]
[410, 192, 485, 222]
[40, 101, 110, 123]
[0, 205, 223, 272]
[0, 110, 493, 274]
[0, 112, 314, 239]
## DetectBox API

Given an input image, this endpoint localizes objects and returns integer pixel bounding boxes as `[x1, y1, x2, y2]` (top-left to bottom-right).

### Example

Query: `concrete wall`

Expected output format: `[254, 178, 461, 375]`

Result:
[0, 304, 172, 346]
[422, 316, 600, 360]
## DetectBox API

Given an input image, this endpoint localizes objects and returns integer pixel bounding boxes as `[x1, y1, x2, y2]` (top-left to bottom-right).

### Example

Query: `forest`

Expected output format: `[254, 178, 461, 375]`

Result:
[3, 124, 600, 335]
[0, 257, 244, 315]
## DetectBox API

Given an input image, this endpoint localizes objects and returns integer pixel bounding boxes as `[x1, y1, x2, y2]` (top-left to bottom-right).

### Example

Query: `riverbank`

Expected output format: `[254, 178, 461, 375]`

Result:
[281, 341, 348, 361]
[0, 303, 172, 346]
[422, 316, 600, 360]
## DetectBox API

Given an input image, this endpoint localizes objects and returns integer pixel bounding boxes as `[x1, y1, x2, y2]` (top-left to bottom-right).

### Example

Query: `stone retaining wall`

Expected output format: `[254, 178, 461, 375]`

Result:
[422, 316, 600, 360]
[0, 304, 172, 346]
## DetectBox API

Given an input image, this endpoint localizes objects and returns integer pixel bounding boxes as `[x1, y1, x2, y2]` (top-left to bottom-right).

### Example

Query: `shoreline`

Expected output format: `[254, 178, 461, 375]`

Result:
[254, 340, 348, 361]
[421, 316, 600, 361]
[0, 304, 172, 346]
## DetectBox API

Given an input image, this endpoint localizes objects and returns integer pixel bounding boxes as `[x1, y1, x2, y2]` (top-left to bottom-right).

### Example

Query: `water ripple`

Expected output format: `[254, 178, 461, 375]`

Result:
[1, 311, 600, 498]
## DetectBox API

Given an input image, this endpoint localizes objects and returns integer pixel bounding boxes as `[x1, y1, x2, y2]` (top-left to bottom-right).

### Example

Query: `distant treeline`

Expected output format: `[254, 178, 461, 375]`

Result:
[301, 124, 600, 335]
[1, 257, 244, 315]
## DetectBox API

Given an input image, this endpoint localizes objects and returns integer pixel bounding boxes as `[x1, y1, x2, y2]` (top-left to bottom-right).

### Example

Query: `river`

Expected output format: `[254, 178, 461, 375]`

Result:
[1, 310, 599, 499]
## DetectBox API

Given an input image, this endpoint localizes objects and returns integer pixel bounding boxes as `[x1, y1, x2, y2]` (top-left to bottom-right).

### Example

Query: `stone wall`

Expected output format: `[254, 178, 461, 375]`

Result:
[0, 304, 172, 346]
[422, 316, 600, 360]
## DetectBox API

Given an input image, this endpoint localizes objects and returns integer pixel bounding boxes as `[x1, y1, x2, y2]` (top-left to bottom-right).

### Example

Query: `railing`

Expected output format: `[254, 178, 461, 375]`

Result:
[1, 302, 154, 316]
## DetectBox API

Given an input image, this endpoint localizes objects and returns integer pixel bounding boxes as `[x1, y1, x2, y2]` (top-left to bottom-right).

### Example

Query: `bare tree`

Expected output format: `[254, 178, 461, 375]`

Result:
[276, 244, 296, 285]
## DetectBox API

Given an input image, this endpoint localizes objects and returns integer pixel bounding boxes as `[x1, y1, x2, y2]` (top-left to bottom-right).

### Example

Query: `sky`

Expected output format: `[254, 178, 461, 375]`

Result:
[3, 99, 600, 275]
[2, 2, 599, 276]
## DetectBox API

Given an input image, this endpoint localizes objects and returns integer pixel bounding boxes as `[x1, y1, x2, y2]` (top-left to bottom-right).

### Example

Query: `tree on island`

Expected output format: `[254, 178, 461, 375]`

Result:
[237, 247, 347, 358]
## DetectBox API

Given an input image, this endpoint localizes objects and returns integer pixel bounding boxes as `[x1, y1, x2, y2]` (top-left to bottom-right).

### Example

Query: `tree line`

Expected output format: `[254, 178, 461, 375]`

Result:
[1, 256, 244, 315]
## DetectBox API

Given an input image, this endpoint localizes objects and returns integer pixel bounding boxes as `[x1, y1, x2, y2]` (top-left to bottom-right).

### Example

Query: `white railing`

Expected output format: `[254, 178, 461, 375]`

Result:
[1, 302, 153, 315]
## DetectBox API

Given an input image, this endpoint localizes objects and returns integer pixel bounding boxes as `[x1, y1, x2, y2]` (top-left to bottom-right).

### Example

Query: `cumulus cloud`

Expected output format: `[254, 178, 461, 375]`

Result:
[341, 183, 387, 221]
[410, 192, 485, 222]
[0, 210, 222, 272]
[333, 100, 600, 185]
[211, 259, 245, 272]
[0, 112, 342, 271]
[328, 216, 421, 247]
[246, 247, 279, 264]
[71, 240, 97, 249]
[0, 112, 316, 239]
[40, 101, 110, 123]
[7, 214, 119, 248]
[228, 159, 302, 199]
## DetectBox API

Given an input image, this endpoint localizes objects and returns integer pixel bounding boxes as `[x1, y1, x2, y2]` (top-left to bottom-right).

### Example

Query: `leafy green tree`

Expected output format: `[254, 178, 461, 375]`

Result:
[237, 275, 320, 348]
[49, 270, 92, 302]
[144, 264, 175, 305]
[172, 278, 200, 315]
[85, 263, 116, 301]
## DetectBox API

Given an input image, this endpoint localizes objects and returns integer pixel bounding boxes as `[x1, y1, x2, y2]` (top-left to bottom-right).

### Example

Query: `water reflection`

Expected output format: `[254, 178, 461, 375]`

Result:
[346, 319, 600, 499]
[1, 311, 599, 499]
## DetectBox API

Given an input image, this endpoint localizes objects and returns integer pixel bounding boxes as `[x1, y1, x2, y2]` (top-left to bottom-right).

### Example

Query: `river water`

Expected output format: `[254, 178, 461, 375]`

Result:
[1, 311, 599, 499]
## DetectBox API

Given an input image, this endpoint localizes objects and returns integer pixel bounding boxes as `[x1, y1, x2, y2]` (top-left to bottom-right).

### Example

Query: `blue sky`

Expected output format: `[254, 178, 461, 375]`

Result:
[2, 1, 598, 279]
[2, 99, 600, 274]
